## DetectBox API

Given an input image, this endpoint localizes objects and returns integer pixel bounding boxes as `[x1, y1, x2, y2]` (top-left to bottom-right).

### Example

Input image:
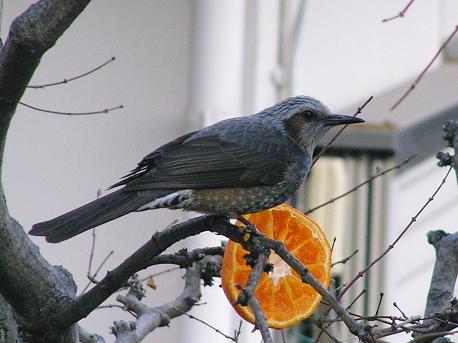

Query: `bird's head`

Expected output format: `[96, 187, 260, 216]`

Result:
[265, 96, 364, 155]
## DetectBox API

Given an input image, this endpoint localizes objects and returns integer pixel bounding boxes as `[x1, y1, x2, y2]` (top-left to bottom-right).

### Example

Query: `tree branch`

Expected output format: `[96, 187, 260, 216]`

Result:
[0, 0, 91, 337]
[56, 215, 219, 328]
[413, 231, 458, 341]
[437, 120, 458, 185]
[78, 325, 106, 343]
[337, 166, 453, 300]
[390, 25, 458, 111]
[382, 0, 416, 22]
[114, 256, 221, 343]
[54, 215, 372, 341]
[306, 155, 414, 215]
[0, 294, 20, 343]
[237, 249, 273, 343]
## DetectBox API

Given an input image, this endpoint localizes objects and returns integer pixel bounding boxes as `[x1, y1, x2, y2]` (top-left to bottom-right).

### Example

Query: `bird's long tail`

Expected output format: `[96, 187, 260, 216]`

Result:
[29, 189, 161, 243]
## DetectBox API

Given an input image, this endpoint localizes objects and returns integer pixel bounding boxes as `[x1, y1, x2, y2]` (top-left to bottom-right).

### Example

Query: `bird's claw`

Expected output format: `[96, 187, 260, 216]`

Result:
[236, 216, 263, 238]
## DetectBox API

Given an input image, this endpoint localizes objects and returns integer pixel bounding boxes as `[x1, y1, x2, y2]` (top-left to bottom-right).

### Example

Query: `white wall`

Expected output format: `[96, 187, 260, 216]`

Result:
[1, 1, 457, 342]
[292, 1, 443, 110]
[386, 157, 458, 342]
[2, 1, 191, 342]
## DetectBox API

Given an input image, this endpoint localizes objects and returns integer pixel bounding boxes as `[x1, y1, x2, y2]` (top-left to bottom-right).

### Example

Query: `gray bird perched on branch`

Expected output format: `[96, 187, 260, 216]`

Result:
[30, 96, 364, 243]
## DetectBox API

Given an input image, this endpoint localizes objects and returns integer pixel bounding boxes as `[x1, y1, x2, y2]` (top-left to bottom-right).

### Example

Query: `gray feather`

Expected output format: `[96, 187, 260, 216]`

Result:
[29, 189, 167, 243]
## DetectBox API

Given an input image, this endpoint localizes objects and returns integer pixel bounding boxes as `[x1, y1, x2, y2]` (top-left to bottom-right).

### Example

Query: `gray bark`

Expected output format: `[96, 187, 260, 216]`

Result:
[0, 1, 91, 341]
[0, 294, 20, 343]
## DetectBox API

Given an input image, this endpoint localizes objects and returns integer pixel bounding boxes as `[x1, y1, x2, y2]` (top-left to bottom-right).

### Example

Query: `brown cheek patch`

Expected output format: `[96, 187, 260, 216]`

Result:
[283, 114, 305, 144]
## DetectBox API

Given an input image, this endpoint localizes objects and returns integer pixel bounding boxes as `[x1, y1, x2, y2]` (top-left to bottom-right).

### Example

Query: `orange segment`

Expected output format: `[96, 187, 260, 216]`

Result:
[221, 203, 332, 329]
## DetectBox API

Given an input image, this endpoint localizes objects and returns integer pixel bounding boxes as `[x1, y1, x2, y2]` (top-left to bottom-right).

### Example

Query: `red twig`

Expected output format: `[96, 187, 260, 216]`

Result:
[390, 25, 458, 111]
[382, 0, 416, 23]
[312, 96, 373, 166]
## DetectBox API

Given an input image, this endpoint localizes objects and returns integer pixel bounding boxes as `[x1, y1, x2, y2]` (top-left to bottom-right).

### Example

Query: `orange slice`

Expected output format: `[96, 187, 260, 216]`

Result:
[221, 203, 332, 329]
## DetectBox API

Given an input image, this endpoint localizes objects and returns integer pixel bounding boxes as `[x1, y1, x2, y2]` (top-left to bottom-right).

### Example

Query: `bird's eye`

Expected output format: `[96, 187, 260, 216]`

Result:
[303, 110, 314, 118]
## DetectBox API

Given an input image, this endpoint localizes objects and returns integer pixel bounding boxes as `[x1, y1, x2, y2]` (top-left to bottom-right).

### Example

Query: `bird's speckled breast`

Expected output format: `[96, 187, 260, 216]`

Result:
[185, 160, 310, 215]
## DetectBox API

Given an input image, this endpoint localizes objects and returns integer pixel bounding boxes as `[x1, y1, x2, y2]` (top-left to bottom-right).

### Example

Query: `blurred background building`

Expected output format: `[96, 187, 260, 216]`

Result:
[1, 1, 457, 342]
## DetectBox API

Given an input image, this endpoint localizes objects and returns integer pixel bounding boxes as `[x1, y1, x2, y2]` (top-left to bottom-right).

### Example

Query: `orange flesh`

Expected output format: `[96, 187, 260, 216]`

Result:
[221, 203, 331, 329]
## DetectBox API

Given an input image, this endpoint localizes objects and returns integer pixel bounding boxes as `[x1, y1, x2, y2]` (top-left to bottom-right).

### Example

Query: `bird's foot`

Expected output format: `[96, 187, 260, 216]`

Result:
[236, 215, 263, 238]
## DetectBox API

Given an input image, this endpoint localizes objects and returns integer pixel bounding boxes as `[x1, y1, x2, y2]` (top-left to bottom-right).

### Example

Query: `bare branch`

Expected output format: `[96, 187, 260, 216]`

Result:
[347, 289, 367, 311]
[0, 0, 92, 161]
[78, 325, 106, 343]
[409, 329, 458, 343]
[90, 251, 114, 282]
[390, 25, 458, 111]
[258, 238, 372, 341]
[244, 294, 272, 343]
[0, 0, 91, 333]
[393, 302, 409, 319]
[237, 250, 273, 343]
[58, 216, 220, 328]
[413, 231, 458, 341]
[331, 249, 359, 267]
[375, 293, 384, 317]
[307, 318, 341, 343]
[81, 250, 115, 294]
[28, 56, 115, 89]
[175, 309, 239, 342]
[338, 166, 453, 299]
[306, 155, 414, 215]
[18, 101, 123, 115]
[424, 232, 458, 316]
[114, 256, 220, 343]
[437, 120, 458, 184]
[382, 0, 416, 22]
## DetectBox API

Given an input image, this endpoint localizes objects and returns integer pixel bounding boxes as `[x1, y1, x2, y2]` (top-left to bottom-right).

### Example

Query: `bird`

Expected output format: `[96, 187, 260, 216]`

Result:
[29, 96, 364, 243]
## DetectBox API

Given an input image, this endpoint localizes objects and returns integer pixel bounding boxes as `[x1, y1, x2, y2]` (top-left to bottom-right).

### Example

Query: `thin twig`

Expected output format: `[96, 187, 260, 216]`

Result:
[87, 229, 97, 277]
[390, 25, 458, 111]
[347, 289, 367, 311]
[312, 96, 373, 166]
[306, 155, 415, 214]
[332, 249, 359, 267]
[382, 0, 416, 22]
[234, 320, 243, 342]
[115, 246, 224, 294]
[87, 190, 100, 283]
[408, 328, 458, 343]
[80, 250, 114, 295]
[375, 293, 384, 317]
[175, 308, 239, 342]
[317, 287, 367, 341]
[91, 250, 114, 280]
[316, 166, 453, 341]
[27, 57, 116, 89]
[330, 237, 337, 255]
[338, 166, 453, 299]
[393, 302, 409, 319]
[308, 318, 341, 343]
[143, 267, 180, 280]
[19, 101, 123, 115]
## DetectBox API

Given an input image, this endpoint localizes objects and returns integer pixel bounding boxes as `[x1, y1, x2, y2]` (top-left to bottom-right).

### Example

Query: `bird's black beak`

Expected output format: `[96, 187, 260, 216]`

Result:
[325, 114, 365, 126]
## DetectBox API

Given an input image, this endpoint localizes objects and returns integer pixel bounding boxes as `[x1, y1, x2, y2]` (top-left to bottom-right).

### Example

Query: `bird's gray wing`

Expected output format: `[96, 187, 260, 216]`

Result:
[115, 117, 303, 191]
